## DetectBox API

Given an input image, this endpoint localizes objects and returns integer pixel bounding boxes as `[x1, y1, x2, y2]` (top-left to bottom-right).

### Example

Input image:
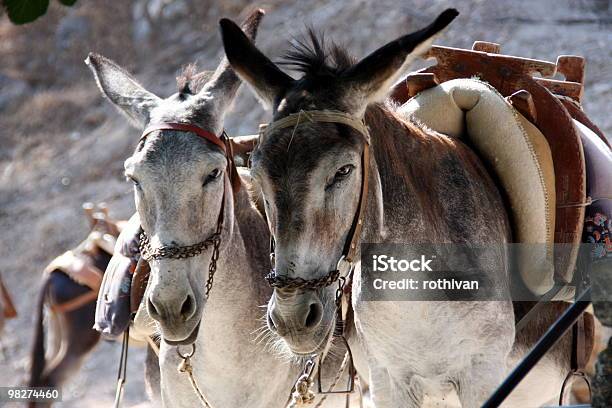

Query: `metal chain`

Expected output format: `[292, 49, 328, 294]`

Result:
[205, 233, 221, 297]
[139, 232, 221, 261]
[335, 277, 346, 307]
[265, 269, 340, 291]
[138, 227, 222, 298]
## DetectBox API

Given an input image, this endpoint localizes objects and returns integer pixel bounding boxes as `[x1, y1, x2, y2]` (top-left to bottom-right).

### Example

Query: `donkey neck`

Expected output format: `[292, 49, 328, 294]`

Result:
[361, 103, 453, 243]
[180, 185, 297, 408]
[207, 185, 271, 309]
[197, 185, 271, 338]
[361, 102, 508, 244]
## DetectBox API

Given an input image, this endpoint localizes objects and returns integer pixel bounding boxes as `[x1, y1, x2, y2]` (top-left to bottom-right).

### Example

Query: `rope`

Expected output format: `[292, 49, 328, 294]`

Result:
[287, 357, 317, 407]
[557, 196, 593, 208]
[145, 335, 160, 357]
[287, 350, 353, 408]
[177, 344, 215, 408]
[312, 351, 351, 408]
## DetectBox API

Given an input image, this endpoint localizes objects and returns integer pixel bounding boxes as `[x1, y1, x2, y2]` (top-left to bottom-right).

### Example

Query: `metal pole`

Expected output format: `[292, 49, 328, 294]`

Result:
[515, 282, 565, 333]
[481, 287, 592, 408]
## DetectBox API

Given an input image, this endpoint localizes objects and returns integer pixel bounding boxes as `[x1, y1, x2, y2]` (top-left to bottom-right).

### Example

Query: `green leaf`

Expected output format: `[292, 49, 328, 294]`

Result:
[57, 0, 77, 5]
[3, 0, 50, 24]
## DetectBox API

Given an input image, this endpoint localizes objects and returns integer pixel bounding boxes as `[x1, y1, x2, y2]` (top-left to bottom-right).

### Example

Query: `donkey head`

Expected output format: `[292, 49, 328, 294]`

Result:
[86, 9, 264, 345]
[220, 9, 458, 354]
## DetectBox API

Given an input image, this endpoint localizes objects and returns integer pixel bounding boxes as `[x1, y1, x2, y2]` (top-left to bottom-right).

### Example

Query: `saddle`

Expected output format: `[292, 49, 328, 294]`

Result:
[0, 272, 17, 319]
[44, 203, 123, 313]
[391, 41, 611, 301]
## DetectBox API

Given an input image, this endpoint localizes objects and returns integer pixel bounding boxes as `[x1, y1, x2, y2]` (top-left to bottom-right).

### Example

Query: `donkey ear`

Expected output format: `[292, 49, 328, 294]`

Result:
[219, 18, 294, 109]
[85, 53, 161, 127]
[342, 9, 458, 114]
[202, 9, 266, 107]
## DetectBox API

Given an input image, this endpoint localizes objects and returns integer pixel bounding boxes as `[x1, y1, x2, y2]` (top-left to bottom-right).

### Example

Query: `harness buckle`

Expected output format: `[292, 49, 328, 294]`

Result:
[336, 255, 354, 279]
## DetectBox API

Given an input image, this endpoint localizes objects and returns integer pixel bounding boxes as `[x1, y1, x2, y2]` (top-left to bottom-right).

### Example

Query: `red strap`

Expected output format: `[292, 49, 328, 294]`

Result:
[141, 123, 226, 153]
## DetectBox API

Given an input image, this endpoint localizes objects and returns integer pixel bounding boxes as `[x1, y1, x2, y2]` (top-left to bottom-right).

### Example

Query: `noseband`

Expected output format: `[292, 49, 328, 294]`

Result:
[261, 110, 371, 291]
[137, 122, 241, 297]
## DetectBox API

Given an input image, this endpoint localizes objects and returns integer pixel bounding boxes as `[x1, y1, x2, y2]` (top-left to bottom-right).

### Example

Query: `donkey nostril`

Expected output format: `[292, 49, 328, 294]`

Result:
[304, 302, 323, 329]
[180, 295, 195, 320]
[267, 311, 278, 332]
[147, 297, 160, 320]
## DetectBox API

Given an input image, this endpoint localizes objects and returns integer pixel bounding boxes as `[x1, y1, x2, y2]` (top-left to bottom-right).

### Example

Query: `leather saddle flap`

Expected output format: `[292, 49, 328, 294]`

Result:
[94, 213, 140, 337]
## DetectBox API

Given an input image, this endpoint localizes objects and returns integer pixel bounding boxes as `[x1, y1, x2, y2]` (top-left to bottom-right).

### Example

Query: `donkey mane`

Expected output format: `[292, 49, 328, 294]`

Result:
[175, 63, 213, 95]
[132, 65, 215, 153]
[280, 29, 355, 81]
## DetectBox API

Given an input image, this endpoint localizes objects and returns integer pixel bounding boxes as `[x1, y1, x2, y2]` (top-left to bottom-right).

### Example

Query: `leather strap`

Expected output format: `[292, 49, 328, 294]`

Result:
[344, 144, 369, 264]
[260, 110, 370, 145]
[559, 311, 591, 404]
[141, 123, 226, 153]
[222, 132, 242, 194]
[141, 123, 241, 194]
[572, 313, 587, 370]
[130, 258, 151, 314]
[559, 247, 593, 405]
[51, 290, 98, 314]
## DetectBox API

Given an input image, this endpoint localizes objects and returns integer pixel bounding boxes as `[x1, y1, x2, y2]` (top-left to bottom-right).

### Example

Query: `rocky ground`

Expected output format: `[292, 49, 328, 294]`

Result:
[0, 0, 610, 406]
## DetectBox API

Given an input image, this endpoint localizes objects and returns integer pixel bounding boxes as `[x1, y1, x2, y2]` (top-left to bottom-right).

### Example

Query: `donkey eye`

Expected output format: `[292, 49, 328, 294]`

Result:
[335, 164, 354, 178]
[203, 168, 222, 186]
[126, 175, 140, 188]
[327, 164, 354, 190]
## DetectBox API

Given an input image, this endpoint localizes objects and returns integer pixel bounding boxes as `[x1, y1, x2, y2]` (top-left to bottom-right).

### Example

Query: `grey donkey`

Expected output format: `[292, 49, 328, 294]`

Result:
[85, 9, 355, 408]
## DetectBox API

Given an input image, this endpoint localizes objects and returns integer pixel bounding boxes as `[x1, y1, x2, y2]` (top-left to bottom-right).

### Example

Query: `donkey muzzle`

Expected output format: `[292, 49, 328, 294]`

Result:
[267, 290, 326, 351]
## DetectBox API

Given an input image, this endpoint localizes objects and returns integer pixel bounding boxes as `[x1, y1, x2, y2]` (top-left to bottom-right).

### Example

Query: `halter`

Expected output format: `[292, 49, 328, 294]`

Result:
[261, 110, 370, 291]
[259, 110, 370, 404]
[137, 122, 241, 298]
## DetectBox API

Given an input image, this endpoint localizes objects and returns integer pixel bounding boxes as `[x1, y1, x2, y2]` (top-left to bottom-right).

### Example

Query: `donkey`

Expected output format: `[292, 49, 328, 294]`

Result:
[28, 203, 118, 406]
[86, 10, 353, 408]
[220, 9, 584, 407]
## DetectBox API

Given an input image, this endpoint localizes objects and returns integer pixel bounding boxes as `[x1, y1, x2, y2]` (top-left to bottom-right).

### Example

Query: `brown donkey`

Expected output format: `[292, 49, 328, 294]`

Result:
[28, 203, 120, 405]
[220, 9, 586, 407]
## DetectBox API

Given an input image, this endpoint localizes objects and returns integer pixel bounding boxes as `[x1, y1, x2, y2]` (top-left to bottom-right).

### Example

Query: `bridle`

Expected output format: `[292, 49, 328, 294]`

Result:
[137, 122, 241, 298]
[262, 110, 370, 291]
[257, 110, 371, 406]
[110, 122, 242, 408]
